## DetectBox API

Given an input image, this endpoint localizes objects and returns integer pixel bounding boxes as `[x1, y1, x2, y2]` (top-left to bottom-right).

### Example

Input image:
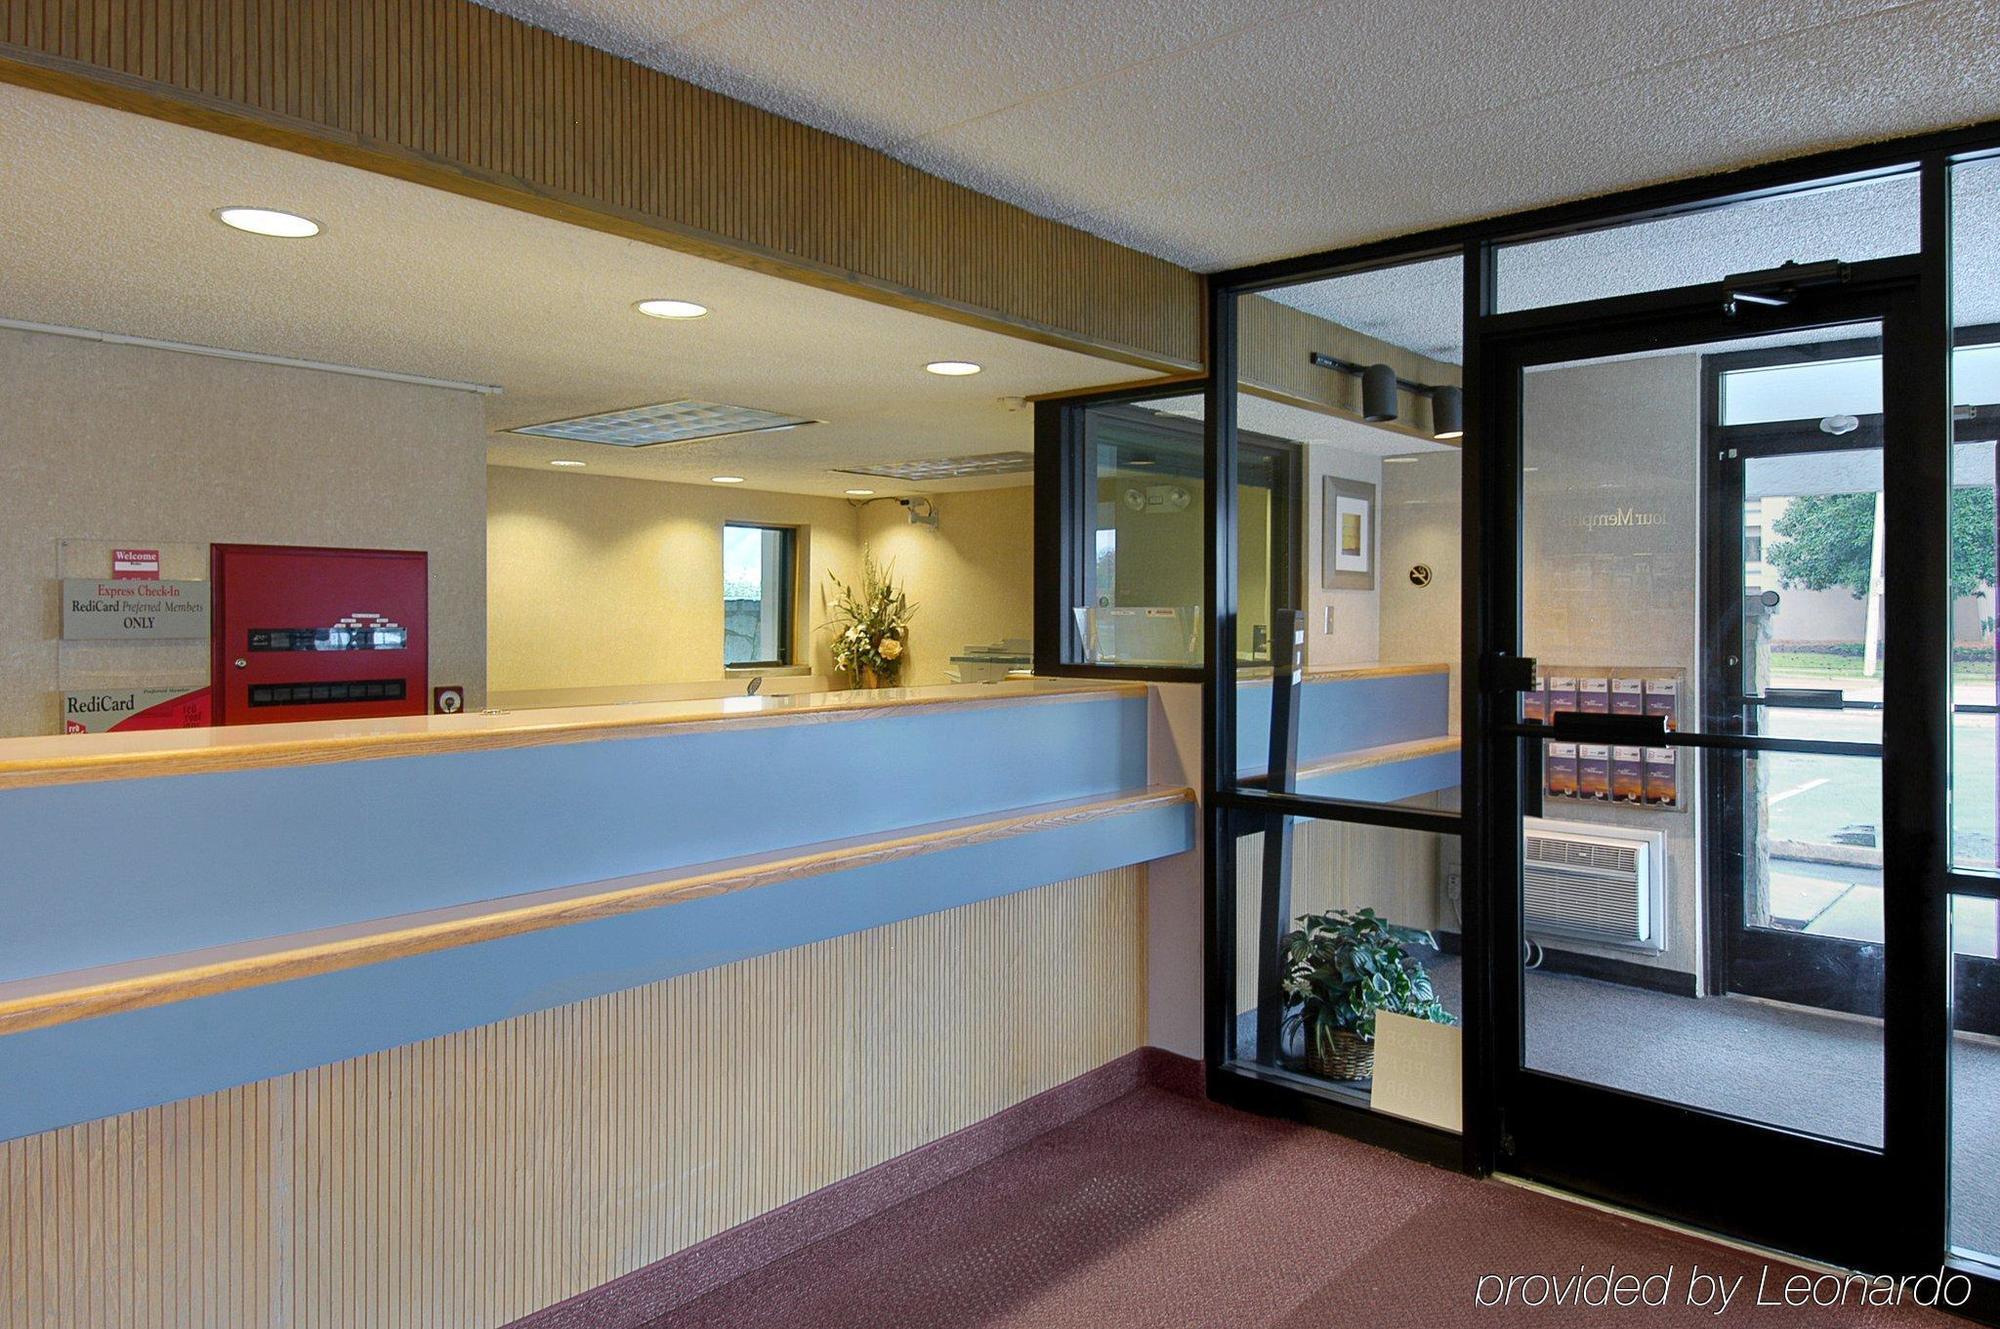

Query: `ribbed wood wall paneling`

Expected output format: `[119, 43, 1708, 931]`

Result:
[0, 0, 1202, 370]
[0, 869, 1145, 1329]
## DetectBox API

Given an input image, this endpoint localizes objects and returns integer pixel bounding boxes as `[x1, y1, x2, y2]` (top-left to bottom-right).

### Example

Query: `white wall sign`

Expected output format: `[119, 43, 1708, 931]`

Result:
[60, 578, 210, 640]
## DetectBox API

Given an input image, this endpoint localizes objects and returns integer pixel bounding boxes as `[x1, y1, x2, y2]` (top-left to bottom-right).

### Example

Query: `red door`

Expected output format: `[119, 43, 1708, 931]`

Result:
[210, 544, 428, 726]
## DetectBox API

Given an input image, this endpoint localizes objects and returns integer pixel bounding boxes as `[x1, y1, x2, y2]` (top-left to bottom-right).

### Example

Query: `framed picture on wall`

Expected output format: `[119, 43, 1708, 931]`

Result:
[1323, 477, 1376, 590]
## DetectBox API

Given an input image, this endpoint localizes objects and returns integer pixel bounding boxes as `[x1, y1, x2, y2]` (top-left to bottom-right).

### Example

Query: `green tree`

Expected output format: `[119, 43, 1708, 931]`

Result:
[1767, 489, 1996, 598]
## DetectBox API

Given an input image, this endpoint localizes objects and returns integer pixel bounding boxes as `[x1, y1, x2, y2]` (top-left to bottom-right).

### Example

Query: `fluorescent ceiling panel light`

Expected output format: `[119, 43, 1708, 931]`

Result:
[845, 488, 875, 495]
[924, 361, 981, 376]
[834, 451, 1033, 482]
[711, 475, 745, 484]
[549, 459, 587, 467]
[214, 206, 320, 238]
[509, 400, 816, 448]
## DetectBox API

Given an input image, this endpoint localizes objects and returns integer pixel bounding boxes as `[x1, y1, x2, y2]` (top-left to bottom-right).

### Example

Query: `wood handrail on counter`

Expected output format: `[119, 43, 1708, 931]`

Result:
[0, 784, 1194, 1038]
[0, 679, 1145, 791]
[1237, 735, 1460, 786]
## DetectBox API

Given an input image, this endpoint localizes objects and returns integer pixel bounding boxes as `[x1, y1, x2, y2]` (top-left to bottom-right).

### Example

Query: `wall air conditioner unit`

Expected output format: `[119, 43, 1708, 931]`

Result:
[1522, 817, 1666, 952]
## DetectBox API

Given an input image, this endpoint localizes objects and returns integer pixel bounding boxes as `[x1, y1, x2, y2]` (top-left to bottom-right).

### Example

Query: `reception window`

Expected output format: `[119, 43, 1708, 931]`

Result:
[722, 523, 796, 668]
[1035, 387, 1298, 674]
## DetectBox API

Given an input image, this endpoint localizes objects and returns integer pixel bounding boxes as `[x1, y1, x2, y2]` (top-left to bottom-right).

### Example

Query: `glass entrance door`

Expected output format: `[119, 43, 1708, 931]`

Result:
[1481, 267, 1949, 1271]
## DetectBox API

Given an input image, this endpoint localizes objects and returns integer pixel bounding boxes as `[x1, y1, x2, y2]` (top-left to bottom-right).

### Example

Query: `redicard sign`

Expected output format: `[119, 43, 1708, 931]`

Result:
[63, 686, 212, 734]
[60, 578, 209, 640]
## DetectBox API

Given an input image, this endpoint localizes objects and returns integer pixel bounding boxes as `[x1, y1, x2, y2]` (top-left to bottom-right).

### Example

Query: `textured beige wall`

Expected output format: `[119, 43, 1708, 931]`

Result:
[856, 487, 1035, 686]
[487, 466, 862, 691]
[0, 869, 1145, 1329]
[0, 327, 489, 738]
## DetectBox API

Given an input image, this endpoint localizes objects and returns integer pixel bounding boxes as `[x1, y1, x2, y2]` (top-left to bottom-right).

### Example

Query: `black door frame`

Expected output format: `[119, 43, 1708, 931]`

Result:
[1478, 261, 1946, 1272]
[1202, 131, 2000, 1313]
[1697, 335, 2000, 1037]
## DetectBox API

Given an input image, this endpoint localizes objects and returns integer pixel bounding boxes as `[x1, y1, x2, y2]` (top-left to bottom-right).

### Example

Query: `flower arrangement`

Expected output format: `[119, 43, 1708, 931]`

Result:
[824, 548, 916, 687]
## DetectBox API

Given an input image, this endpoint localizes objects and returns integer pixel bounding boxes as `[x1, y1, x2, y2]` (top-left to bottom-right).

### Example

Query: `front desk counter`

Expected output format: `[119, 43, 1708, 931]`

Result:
[0, 679, 1195, 1141]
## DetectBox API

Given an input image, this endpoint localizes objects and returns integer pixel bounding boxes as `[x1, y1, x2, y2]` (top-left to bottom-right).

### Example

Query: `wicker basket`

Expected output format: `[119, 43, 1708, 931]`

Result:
[1294, 1029, 1374, 1082]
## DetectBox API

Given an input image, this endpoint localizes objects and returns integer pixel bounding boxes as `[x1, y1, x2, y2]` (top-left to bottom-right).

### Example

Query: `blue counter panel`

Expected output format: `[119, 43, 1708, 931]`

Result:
[0, 796, 1191, 1143]
[0, 694, 1147, 982]
[1234, 672, 1450, 777]
[1294, 750, 1460, 805]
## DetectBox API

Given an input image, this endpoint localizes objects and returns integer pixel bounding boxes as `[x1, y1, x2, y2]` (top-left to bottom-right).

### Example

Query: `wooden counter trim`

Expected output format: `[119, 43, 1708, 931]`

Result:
[1238, 735, 1460, 785]
[0, 785, 1194, 1038]
[0, 682, 1146, 791]
[1303, 663, 1452, 682]
[1237, 663, 1452, 685]
[1292, 735, 1460, 782]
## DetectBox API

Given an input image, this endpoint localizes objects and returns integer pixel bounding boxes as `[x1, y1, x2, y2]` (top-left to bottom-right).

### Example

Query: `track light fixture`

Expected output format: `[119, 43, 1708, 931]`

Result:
[1308, 352, 1464, 440]
[1430, 385, 1463, 440]
[1360, 363, 1399, 423]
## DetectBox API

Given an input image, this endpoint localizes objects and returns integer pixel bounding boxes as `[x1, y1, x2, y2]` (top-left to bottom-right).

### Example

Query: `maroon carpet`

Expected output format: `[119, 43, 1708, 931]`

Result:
[643, 1087, 1957, 1328]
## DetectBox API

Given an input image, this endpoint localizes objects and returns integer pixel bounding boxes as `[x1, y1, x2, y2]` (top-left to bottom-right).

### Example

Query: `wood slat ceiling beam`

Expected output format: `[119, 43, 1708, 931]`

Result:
[0, 0, 1204, 372]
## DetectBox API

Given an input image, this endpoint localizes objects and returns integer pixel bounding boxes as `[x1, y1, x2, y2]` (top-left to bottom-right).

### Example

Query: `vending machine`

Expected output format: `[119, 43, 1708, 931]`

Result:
[209, 544, 429, 726]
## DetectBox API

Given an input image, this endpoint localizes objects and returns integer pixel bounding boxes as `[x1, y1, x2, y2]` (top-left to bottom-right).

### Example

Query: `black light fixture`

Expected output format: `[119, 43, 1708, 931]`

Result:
[1309, 351, 1461, 439]
[1430, 385, 1463, 440]
[1360, 363, 1399, 423]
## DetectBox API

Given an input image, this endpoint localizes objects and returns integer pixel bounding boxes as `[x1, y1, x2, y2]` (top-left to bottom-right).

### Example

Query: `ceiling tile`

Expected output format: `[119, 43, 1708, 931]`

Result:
[1058, 0, 2000, 268]
[472, 0, 752, 60]
[630, 0, 1308, 149]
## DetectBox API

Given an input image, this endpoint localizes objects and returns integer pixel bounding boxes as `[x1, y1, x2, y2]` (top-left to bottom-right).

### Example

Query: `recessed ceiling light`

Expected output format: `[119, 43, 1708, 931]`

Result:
[549, 459, 587, 468]
[711, 475, 745, 484]
[214, 206, 320, 238]
[845, 488, 874, 496]
[925, 361, 982, 376]
[635, 299, 709, 319]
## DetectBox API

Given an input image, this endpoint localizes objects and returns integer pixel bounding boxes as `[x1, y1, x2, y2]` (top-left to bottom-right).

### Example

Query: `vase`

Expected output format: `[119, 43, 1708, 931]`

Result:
[1295, 1029, 1373, 1082]
[860, 666, 880, 689]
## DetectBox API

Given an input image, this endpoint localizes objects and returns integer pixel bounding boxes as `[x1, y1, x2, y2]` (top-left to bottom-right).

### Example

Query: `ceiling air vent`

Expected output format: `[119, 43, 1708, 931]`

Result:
[509, 400, 816, 448]
[833, 451, 1035, 482]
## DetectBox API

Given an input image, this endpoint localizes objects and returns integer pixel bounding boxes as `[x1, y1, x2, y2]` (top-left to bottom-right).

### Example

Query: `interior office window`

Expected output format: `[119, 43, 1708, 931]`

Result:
[1063, 394, 1295, 668]
[722, 523, 795, 667]
[1495, 169, 1918, 314]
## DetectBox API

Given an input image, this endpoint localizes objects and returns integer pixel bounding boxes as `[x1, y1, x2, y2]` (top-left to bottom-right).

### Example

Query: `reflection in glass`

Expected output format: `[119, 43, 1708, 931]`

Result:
[1076, 398, 1291, 666]
[1952, 158, 2000, 872]
[1952, 893, 2000, 1261]
[721, 523, 793, 666]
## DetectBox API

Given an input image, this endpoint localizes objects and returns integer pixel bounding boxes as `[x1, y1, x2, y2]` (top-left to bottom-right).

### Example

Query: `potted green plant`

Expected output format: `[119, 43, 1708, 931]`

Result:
[824, 548, 916, 688]
[1279, 907, 1454, 1082]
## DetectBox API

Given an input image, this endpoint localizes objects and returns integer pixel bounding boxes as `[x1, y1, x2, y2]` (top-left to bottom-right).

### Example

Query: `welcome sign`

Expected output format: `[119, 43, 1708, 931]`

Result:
[60, 578, 209, 640]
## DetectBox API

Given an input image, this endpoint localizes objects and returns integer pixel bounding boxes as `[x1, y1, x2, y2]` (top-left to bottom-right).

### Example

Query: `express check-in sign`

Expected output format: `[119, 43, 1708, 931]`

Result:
[60, 578, 210, 640]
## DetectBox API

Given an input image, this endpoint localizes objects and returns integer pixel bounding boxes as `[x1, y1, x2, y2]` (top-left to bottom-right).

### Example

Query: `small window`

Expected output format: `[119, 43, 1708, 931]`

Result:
[722, 523, 796, 667]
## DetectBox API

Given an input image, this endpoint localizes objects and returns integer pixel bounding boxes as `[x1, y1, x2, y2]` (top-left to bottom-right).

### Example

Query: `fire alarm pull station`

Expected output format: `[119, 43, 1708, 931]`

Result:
[209, 544, 429, 727]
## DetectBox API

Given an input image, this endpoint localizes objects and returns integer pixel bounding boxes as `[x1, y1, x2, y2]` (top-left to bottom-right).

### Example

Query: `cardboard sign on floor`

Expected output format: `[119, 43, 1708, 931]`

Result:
[1370, 1011, 1464, 1132]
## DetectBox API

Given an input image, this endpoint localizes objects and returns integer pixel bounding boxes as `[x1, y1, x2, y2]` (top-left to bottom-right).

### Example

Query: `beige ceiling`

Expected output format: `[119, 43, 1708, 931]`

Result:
[0, 82, 1153, 496]
[479, 0, 2000, 271]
